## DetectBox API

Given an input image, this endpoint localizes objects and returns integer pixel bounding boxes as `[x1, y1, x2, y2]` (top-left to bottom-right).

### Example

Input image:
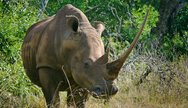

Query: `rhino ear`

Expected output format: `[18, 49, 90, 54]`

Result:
[66, 15, 79, 32]
[94, 21, 105, 36]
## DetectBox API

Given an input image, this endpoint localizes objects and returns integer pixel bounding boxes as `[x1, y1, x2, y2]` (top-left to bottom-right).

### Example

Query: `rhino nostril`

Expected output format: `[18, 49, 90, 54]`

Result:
[93, 86, 102, 96]
[111, 86, 118, 95]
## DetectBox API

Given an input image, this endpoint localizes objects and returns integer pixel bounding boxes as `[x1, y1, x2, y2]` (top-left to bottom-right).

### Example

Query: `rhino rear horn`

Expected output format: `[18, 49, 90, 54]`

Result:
[106, 8, 150, 80]
[96, 48, 109, 64]
[66, 15, 79, 32]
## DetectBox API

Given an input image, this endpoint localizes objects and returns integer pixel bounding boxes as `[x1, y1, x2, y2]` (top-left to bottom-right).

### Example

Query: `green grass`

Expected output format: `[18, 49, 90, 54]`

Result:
[0, 54, 188, 108]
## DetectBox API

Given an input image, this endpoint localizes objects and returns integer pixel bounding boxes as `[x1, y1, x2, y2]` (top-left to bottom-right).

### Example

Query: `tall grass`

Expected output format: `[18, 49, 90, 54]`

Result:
[0, 53, 188, 108]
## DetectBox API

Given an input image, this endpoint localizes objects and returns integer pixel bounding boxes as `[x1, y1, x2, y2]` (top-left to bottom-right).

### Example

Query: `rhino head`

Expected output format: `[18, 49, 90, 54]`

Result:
[61, 8, 149, 99]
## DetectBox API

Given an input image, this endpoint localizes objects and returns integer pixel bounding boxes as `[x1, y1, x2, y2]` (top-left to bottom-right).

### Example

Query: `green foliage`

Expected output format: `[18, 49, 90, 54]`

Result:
[45, 0, 88, 16]
[0, 0, 40, 63]
[129, 5, 158, 41]
[0, 56, 41, 97]
[159, 32, 188, 60]
[0, 1, 42, 106]
[173, 4, 188, 34]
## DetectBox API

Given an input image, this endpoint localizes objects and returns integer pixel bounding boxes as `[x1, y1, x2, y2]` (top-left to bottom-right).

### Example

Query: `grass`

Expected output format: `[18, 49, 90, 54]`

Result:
[0, 54, 188, 108]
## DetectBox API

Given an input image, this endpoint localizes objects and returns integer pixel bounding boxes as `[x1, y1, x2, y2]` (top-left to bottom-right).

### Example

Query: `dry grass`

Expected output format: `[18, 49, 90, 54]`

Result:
[0, 54, 188, 108]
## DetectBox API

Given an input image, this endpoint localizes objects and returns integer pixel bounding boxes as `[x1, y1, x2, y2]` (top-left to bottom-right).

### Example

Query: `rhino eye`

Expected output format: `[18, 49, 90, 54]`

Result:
[84, 62, 89, 68]
[83, 59, 93, 68]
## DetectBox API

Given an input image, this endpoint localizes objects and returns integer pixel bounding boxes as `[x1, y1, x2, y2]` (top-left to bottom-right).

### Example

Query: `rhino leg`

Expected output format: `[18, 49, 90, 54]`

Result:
[67, 87, 89, 108]
[38, 67, 63, 108]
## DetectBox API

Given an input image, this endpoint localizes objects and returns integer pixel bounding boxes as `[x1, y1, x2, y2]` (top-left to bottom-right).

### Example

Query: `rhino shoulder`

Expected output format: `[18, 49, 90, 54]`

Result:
[26, 15, 55, 35]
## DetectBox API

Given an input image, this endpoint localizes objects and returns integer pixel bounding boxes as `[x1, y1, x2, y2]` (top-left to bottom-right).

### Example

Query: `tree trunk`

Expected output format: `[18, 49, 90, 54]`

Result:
[151, 0, 179, 38]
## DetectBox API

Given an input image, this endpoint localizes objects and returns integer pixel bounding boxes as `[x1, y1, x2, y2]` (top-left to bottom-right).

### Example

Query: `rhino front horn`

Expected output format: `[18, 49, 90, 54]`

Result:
[106, 8, 150, 80]
[106, 58, 123, 80]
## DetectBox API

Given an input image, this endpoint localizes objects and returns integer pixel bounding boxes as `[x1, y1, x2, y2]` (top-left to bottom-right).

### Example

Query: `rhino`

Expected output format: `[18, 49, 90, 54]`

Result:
[21, 4, 149, 108]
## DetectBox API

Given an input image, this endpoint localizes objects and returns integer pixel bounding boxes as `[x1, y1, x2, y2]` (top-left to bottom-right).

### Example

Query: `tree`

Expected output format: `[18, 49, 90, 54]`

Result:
[151, 0, 187, 40]
[150, 0, 188, 57]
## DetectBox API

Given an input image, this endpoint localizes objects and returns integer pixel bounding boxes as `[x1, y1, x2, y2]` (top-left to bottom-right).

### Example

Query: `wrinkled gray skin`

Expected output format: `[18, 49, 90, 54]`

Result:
[22, 4, 149, 108]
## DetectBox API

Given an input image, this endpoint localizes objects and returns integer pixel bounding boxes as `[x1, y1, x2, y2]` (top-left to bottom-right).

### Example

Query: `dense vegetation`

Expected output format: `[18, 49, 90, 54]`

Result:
[0, 0, 187, 107]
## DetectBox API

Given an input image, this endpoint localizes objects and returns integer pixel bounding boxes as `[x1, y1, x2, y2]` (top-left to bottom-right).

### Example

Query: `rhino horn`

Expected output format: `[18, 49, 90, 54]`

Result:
[106, 9, 150, 80]
[66, 15, 79, 32]
[96, 48, 109, 64]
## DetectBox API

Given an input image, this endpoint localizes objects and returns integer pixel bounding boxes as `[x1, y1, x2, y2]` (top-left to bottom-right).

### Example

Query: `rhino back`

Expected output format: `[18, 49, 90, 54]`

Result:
[54, 4, 90, 26]
[21, 16, 54, 86]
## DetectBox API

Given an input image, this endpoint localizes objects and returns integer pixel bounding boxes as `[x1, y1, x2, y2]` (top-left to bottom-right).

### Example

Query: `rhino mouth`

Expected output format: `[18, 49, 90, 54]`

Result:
[90, 85, 118, 99]
[91, 91, 109, 99]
